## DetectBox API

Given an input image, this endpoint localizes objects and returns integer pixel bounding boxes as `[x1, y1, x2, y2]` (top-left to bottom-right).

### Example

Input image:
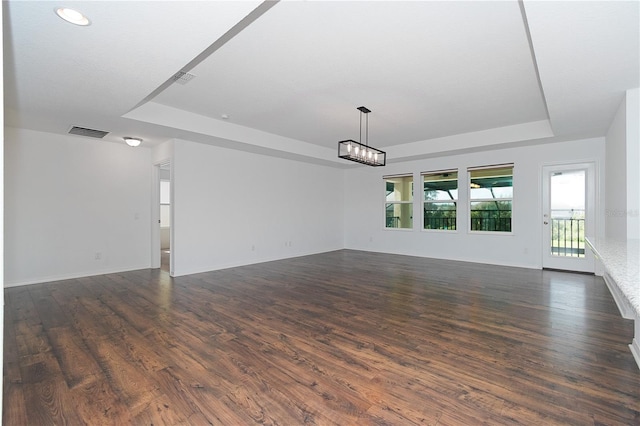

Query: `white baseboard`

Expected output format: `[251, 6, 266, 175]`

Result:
[171, 247, 342, 277]
[4, 264, 151, 288]
[602, 272, 635, 319]
[629, 338, 640, 371]
[347, 247, 539, 270]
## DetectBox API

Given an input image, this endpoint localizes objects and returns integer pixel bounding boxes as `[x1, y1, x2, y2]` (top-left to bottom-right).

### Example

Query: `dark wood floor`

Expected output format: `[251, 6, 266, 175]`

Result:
[161, 249, 170, 273]
[4, 250, 639, 425]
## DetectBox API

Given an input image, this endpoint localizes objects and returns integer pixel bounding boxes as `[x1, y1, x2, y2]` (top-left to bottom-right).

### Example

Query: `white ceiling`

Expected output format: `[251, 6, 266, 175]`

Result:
[4, 1, 639, 167]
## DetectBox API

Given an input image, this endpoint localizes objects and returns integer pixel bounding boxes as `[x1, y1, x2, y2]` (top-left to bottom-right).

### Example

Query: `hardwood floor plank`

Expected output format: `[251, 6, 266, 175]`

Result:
[4, 250, 640, 425]
[7, 287, 41, 326]
[19, 352, 85, 425]
[28, 285, 69, 330]
[89, 338, 161, 417]
[14, 320, 50, 360]
[2, 383, 28, 425]
[131, 393, 194, 426]
[22, 379, 84, 425]
[3, 290, 23, 387]
[151, 367, 218, 422]
[45, 326, 102, 389]
[68, 377, 133, 426]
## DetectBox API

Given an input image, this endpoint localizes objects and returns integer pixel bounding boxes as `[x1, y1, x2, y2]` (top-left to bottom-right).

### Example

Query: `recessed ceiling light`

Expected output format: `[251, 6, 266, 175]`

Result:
[55, 7, 91, 26]
[123, 137, 142, 147]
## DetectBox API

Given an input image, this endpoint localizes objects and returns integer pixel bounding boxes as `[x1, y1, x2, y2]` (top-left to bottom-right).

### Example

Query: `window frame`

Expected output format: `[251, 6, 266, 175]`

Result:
[383, 174, 414, 230]
[468, 164, 514, 234]
[422, 169, 458, 232]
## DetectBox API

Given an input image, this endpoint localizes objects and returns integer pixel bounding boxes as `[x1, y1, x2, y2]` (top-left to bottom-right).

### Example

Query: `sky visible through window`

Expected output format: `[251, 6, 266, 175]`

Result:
[551, 170, 585, 211]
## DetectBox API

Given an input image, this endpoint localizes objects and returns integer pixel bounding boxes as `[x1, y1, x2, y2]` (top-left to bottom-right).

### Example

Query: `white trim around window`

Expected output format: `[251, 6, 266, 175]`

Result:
[468, 164, 514, 234]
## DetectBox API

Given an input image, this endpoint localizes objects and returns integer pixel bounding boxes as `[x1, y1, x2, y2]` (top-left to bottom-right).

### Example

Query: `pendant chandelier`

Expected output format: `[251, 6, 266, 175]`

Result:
[338, 106, 386, 166]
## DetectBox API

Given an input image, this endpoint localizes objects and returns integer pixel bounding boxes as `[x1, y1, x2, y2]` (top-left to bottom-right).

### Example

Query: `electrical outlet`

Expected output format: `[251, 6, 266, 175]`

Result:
[95, 252, 102, 260]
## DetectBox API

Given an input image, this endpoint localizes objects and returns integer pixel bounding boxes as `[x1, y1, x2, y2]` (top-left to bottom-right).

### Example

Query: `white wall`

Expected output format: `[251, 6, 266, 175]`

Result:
[344, 137, 605, 269]
[605, 88, 640, 240]
[2, 128, 610, 284]
[626, 88, 640, 239]
[152, 140, 174, 165]
[605, 95, 629, 239]
[4, 127, 153, 286]
[170, 139, 344, 276]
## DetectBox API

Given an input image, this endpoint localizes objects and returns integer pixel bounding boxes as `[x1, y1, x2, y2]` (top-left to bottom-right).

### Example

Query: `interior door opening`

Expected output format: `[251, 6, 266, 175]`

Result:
[159, 162, 171, 273]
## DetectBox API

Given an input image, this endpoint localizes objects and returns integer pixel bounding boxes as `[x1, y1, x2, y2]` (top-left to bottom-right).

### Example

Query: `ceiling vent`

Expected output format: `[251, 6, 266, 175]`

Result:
[171, 70, 196, 85]
[68, 126, 109, 138]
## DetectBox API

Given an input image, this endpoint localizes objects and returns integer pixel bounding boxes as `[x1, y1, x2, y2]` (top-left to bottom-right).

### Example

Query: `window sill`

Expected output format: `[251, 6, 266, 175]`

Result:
[468, 231, 514, 236]
[422, 229, 458, 234]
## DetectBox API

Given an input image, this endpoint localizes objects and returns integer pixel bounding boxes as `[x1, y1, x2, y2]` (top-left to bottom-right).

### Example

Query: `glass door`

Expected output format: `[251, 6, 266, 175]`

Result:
[542, 163, 595, 272]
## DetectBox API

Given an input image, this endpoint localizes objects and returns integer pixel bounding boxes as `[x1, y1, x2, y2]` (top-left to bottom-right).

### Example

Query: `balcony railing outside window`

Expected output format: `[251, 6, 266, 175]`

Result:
[551, 209, 585, 257]
[469, 204, 512, 232]
[386, 216, 400, 228]
[423, 170, 458, 231]
[469, 165, 513, 233]
[470, 212, 512, 232]
[423, 210, 456, 230]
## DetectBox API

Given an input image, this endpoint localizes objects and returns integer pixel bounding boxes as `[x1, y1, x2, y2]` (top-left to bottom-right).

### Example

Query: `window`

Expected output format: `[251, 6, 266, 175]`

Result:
[385, 175, 413, 229]
[469, 165, 513, 232]
[423, 170, 457, 230]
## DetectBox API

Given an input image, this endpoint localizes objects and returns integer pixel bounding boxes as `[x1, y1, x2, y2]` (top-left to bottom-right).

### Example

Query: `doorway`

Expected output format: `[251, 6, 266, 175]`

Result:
[152, 161, 172, 274]
[159, 165, 171, 272]
[541, 163, 595, 272]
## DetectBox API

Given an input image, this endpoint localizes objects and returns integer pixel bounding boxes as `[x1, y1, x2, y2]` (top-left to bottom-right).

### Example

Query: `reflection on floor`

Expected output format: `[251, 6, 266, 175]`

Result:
[161, 248, 170, 272]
